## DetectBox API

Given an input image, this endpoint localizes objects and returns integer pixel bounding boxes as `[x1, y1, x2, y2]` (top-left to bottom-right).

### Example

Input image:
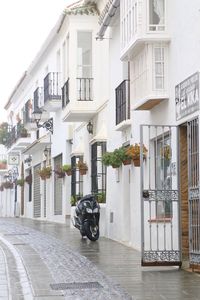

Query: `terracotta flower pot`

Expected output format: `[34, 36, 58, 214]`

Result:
[133, 158, 140, 167]
[122, 159, 132, 166]
[79, 169, 87, 175]
[66, 170, 72, 176]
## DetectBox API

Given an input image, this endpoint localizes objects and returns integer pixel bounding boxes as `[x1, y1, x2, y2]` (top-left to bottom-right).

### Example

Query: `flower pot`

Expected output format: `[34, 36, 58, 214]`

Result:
[0, 163, 7, 169]
[79, 169, 87, 175]
[133, 158, 140, 167]
[40, 174, 47, 180]
[66, 170, 72, 176]
[112, 164, 120, 168]
[122, 159, 132, 166]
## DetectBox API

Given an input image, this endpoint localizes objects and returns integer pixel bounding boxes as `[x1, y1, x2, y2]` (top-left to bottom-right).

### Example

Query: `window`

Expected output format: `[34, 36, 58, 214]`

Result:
[154, 46, 165, 90]
[149, 0, 165, 31]
[71, 156, 83, 199]
[91, 142, 106, 202]
[77, 31, 92, 78]
[155, 135, 172, 218]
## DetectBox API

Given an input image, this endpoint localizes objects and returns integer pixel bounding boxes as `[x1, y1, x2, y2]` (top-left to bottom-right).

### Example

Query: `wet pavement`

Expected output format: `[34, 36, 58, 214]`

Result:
[0, 217, 200, 299]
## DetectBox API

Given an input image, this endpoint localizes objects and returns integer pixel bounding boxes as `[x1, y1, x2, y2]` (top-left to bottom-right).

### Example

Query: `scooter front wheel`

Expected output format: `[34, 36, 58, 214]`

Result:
[84, 221, 99, 241]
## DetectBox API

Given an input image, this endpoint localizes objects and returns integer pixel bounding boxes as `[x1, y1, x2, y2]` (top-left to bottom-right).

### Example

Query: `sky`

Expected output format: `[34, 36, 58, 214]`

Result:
[0, 0, 73, 122]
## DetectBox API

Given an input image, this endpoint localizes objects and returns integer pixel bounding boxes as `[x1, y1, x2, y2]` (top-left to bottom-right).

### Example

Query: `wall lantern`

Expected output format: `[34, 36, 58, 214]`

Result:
[87, 121, 93, 134]
[32, 107, 53, 134]
[43, 147, 51, 158]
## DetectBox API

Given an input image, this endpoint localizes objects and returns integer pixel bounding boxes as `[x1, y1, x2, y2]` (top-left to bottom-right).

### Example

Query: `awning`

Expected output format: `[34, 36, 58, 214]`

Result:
[90, 124, 107, 144]
[22, 134, 50, 155]
[70, 141, 84, 157]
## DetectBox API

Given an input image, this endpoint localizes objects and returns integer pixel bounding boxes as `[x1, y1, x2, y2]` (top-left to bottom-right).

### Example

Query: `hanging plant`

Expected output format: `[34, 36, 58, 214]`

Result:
[38, 166, 52, 180]
[160, 144, 171, 168]
[16, 178, 25, 187]
[54, 167, 66, 178]
[25, 174, 32, 185]
[77, 161, 88, 175]
[3, 181, 14, 189]
[0, 159, 7, 169]
[62, 164, 72, 176]
[125, 144, 148, 167]
[0, 184, 4, 192]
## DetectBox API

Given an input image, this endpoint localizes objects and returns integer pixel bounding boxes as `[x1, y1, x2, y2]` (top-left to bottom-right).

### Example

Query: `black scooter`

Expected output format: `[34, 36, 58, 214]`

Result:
[73, 194, 100, 241]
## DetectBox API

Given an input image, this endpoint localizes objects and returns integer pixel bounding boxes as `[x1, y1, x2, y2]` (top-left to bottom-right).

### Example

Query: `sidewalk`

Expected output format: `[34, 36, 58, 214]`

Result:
[0, 217, 200, 299]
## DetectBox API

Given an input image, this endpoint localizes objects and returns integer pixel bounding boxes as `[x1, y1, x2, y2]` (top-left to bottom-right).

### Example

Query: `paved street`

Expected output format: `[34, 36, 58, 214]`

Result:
[0, 218, 199, 299]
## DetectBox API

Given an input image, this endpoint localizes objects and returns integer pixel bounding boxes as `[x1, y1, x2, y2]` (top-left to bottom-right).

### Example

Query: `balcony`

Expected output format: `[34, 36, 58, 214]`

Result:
[43, 72, 62, 112]
[115, 80, 131, 131]
[131, 43, 169, 110]
[33, 87, 49, 122]
[120, 0, 170, 60]
[5, 124, 32, 151]
[62, 79, 69, 108]
[62, 77, 98, 122]
[22, 100, 38, 131]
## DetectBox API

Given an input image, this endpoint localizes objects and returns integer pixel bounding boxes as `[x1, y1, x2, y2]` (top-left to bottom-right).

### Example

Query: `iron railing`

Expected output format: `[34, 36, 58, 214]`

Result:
[77, 78, 93, 101]
[115, 80, 130, 125]
[62, 79, 70, 108]
[33, 87, 43, 110]
[5, 123, 28, 149]
[44, 72, 61, 103]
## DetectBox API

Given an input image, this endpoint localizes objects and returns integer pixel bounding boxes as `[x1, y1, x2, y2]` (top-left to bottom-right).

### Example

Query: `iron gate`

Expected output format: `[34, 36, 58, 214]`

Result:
[33, 164, 41, 218]
[188, 118, 200, 268]
[141, 125, 181, 266]
[54, 155, 63, 215]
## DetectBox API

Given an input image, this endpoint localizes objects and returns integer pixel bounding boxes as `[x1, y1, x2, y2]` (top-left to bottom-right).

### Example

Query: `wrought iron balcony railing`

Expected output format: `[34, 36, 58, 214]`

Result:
[77, 78, 93, 101]
[115, 80, 130, 125]
[5, 124, 28, 149]
[62, 79, 70, 108]
[33, 87, 44, 110]
[44, 72, 61, 103]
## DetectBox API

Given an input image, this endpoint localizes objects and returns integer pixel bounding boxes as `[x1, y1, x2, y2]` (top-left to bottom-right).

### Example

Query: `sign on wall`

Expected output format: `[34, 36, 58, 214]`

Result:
[8, 154, 20, 165]
[175, 72, 199, 121]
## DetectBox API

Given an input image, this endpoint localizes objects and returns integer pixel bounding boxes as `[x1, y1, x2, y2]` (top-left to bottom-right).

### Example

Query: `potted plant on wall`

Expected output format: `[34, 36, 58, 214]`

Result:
[95, 192, 106, 203]
[54, 167, 66, 179]
[125, 143, 148, 167]
[0, 184, 4, 192]
[3, 181, 14, 189]
[77, 161, 88, 175]
[38, 166, 52, 180]
[0, 159, 7, 169]
[62, 164, 72, 176]
[25, 174, 32, 185]
[160, 144, 171, 168]
[16, 178, 25, 187]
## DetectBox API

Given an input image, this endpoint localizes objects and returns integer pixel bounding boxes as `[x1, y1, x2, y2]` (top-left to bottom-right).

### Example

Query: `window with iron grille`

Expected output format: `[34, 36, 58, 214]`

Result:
[116, 80, 130, 125]
[91, 142, 106, 202]
[71, 156, 83, 200]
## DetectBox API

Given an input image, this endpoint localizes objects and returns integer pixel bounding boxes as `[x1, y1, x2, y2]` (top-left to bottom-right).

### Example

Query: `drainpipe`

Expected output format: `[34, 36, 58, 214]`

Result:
[97, 0, 120, 40]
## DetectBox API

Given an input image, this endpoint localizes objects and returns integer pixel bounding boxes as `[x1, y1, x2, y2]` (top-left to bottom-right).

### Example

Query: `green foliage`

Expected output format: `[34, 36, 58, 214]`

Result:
[70, 194, 83, 206]
[16, 178, 25, 186]
[62, 164, 71, 172]
[95, 192, 106, 203]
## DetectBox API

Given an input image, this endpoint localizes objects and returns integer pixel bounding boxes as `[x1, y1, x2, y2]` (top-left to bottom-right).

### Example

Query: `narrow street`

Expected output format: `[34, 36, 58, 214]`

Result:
[0, 218, 199, 300]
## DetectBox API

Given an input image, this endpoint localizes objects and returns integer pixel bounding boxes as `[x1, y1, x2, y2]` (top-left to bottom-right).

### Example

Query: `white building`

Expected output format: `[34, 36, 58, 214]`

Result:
[1, 0, 200, 270]
[1, 0, 109, 228]
[95, 0, 200, 270]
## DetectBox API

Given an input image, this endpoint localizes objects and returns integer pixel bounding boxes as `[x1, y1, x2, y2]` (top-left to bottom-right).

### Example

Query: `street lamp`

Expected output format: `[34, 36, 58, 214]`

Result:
[32, 107, 53, 134]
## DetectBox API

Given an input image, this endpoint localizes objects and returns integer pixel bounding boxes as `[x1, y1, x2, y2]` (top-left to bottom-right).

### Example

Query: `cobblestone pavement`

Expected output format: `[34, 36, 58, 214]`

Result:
[0, 218, 131, 300]
[0, 218, 200, 300]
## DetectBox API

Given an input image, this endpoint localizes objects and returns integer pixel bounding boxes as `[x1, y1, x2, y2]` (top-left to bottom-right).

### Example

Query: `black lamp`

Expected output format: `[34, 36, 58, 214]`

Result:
[32, 107, 53, 134]
[87, 121, 93, 134]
